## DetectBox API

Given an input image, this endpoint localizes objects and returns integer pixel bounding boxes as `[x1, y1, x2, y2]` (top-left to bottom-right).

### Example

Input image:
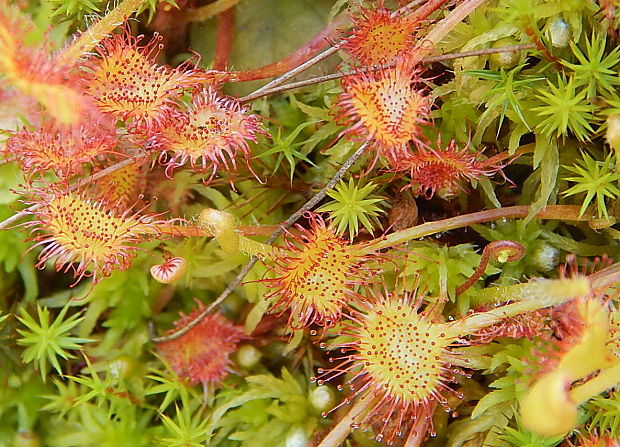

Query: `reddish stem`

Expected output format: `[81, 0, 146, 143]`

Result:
[224, 12, 350, 82]
[523, 25, 561, 69]
[156, 223, 278, 238]
[409, 0, 450, 21]
[213, 8, 235, 72]
[456, 240, 525, 295]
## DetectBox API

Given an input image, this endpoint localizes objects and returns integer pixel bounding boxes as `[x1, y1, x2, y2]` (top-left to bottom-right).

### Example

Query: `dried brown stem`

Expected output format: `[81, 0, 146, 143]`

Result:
[239, 44, 535, 103]
[151, 142, 369, 343]
[59, 0, 146, 65]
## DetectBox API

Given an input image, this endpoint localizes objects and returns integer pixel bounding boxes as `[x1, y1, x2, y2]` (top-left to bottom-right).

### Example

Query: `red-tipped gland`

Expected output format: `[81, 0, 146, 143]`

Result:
[314, 290, 463, 444]
[335, 59, 431, 162]
[342, 5, 420, 66]
[22, 187, 166, 285]
[154, 88, 266, 180]
[157, 306, 245, 387]
[151, 256, 187, 284]
[393, 139, 505, 199]
[262, 214, 373, 329]
[7, 120, 117, 180]
[84, 28, 204, 130]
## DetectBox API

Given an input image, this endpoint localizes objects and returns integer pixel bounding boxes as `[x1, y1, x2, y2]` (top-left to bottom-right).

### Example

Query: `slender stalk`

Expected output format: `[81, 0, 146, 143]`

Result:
[237, 41, 341, 96]
[58, 0, 146, 65]
[455, 277, 591, 334]
[226, 13, 350, 83]
[213, 7, 235, 71]
[243, 0, 449, 96]
[182, 0, 241, 23]
[416, 0, 489, 61]
[151, 143, 368, 343]
[316, 397, 376, 447]
[409, 0, 450, 22]
[239, 44, 536, 102]
[588, 261, 620, 289]
[365, 205, 587, 252]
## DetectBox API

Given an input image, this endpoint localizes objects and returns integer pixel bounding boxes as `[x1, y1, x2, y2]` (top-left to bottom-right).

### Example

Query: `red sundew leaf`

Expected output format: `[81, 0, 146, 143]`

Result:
[157, 307, 246, 387]
[334, 58, 432, 163]
[83, 27, 211, 131]
[314, 290, 465, 444]
[342, 4, 420, 66]
[261, 213, 377, 329]
[21, 187, 170, 286]
[153, 88, 267, 181]
[0, 4, 88, 125]
[392, 138, 506, 199]
[7, 119, 118, 181]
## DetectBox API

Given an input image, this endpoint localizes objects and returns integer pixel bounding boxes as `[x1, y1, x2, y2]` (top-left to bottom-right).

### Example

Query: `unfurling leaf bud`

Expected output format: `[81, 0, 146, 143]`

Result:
[150, 257, 187, 284]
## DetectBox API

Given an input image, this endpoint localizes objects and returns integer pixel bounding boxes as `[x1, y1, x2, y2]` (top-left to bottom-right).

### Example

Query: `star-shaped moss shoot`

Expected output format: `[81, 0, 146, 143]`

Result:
[335, 59, 431, 163]
[84, 28, 203, 130]
[154, 88, 266, 180]
[342, 4, 420, 66]
[22, 187, 165, 286]
[392, 138, 506, 199]
[262, 214, 374, 329]
[314, 277, 592, 444]
[157, 306, 245, 389]
[7, 120, 117, 180]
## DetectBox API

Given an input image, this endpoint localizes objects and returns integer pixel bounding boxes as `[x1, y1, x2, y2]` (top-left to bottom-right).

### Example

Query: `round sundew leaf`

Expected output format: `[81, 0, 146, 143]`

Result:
[356, 300, 453, 404]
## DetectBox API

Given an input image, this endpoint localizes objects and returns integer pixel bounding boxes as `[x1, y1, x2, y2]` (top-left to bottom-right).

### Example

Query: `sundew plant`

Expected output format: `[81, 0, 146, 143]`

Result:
[1, 0, 620, 446]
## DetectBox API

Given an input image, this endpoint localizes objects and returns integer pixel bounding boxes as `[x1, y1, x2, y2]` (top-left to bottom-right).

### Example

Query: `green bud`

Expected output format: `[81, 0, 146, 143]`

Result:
[12, 431, 42, 447]
[285, 427, 308, 447]
[548, 16, 570, 48]
[489, 37, 520, 69]
[532, 242, 559, 272]
[109, 354, 139, 379]
[309, 385, 335, 412]
[235, 344, 262, 369]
